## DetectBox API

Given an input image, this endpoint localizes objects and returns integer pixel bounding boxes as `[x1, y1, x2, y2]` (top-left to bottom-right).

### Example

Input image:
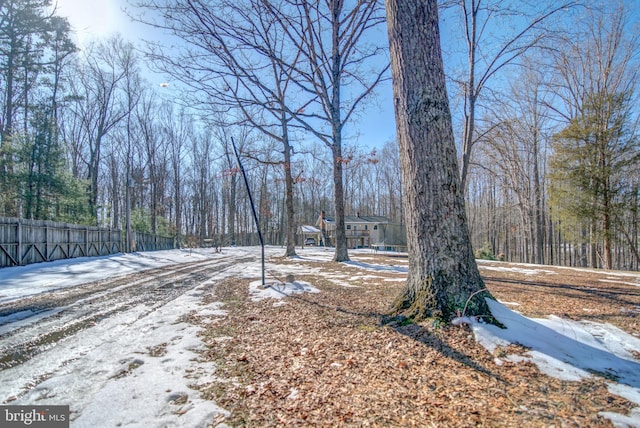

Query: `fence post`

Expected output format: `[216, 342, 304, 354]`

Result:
[17, 219, 23, 266]
[45, 223, 49, 261]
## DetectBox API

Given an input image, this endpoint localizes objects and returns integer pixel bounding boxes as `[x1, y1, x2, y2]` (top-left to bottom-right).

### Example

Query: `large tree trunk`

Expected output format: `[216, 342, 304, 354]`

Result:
[532, 125, 545, 265]
[329, 0, 349, 263]
[332, 142, 350, 262]
[87, 133, 103, 222]
[282, 121, 297, 257]
[386, 0, 492, 321]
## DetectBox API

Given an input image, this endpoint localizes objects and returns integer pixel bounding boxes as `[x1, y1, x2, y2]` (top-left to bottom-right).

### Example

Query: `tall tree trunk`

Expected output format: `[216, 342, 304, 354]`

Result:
[589, 219, 597, 268]
[459, 0, 477, 192]
[282, 118, 297, 257]
[602, 159, 613, 269]
[2, 33, 16, 146]
[1, 33, 17, 215]
[332, 142, 349, 262]
[173, 155, 181, 248]
[228, 168, 237, 246]
[532, 101, 544, 265]
[461, 93, 476, 192]
[386, 0, 492, 321]
[330, 0, 349, 263]
[110, 154, 120, 227]
[88, 133, 103, 222]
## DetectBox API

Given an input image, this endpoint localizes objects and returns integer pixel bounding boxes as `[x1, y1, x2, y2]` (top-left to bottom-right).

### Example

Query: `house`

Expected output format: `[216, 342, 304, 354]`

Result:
[297, 225, 321, 247]
[315, 211, 406, 249]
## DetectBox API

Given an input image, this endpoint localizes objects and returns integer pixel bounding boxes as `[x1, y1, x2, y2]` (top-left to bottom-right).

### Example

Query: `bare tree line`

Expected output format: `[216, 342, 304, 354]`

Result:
[0, 0, 638, 271]
[465, 2, 640, 270]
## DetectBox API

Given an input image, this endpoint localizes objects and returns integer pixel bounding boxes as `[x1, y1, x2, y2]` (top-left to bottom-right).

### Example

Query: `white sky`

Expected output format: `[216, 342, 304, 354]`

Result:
[54, 0, 125, 48]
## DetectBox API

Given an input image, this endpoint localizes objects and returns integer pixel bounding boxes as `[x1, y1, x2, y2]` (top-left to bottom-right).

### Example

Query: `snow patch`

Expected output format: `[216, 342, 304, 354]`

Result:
[0, 249, 225, 304]
[471, 299, 640, 426]
[327, 278, 360, 288]
[249, 280, 320, 301]
[497, 300, 521, 306]
[479, 265, 556, 275]
[600, 279, 640, 287]
[0, 264, 232, 426]
[0, 308, 65, 335]
[472, 299, 640, 386]
[599, 408, 640, 428]
[343, 260, 408, 273]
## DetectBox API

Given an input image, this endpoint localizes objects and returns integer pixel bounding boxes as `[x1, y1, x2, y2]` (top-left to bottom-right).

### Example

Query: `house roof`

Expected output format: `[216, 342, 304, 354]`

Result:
[299, 225, 321, 233]
[321, 215, 389, 224]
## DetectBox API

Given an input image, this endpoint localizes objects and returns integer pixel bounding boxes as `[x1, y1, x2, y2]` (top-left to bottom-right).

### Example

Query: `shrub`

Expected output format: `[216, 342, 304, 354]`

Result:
[474, 244, 496, 260]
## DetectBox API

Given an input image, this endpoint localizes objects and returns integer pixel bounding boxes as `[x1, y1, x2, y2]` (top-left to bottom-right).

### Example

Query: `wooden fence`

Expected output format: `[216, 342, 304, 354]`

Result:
[132, 231, 176, 252]
[0, 217, 175, 269]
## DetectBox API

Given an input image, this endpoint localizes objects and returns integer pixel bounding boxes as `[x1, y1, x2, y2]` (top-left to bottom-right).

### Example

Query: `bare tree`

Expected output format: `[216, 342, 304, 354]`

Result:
[130, 0, 310, 257]
[270, 0, 389, 261]
[66, 36, 137, 221]
[440, 0, 577, 191]
[548, 1, 639, 270]
[477, 60, 554, 264]
[386, 0, 492, 320]
[160, 104, 191, 248]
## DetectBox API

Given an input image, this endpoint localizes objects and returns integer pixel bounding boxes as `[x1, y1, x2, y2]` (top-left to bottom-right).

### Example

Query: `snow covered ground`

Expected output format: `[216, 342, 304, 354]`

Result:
[466, 300, 640, 427]
[0, 247, 283, 427]
[1, 246, 639, 426]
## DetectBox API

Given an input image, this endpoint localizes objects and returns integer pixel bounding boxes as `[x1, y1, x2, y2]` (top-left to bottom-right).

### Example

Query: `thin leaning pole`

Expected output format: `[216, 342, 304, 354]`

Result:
[230, 137, 265, 286]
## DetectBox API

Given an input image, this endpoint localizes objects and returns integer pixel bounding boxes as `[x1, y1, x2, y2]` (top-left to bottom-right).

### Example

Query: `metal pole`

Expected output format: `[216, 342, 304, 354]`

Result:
[231, 137, 265, 285]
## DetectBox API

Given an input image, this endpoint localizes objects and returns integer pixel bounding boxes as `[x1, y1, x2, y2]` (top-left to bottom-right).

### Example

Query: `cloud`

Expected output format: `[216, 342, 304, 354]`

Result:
[55, 0, 123, 47]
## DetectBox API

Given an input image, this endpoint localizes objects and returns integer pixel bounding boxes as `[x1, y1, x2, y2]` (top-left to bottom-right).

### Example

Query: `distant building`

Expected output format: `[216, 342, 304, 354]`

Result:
[297, 225, 321, 247]
[315, 211, 406, 249]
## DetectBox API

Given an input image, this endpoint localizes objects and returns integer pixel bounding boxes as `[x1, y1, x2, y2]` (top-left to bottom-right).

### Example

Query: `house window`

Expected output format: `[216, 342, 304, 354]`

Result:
[347, 225, 351, 230]
[374, 225, 378, 230]
[365, 225, 368, 230]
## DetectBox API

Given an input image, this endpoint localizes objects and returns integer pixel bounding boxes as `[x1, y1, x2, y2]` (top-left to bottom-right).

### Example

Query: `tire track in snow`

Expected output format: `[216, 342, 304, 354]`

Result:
[0, 255, 254, 372]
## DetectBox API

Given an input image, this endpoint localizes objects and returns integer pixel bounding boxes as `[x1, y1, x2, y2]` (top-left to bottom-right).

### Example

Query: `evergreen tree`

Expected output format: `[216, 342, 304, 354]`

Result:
[549, 90, 640, 269]
[0, 0, 80, 219]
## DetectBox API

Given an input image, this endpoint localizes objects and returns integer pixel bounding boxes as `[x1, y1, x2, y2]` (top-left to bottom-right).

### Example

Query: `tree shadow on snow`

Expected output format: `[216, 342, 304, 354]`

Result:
[476, 299, 640, 389]
[483, 276, 640, 310]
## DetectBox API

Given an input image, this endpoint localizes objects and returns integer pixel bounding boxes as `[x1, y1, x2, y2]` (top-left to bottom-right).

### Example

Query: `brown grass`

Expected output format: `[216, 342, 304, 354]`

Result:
[193, 254, 640, 427]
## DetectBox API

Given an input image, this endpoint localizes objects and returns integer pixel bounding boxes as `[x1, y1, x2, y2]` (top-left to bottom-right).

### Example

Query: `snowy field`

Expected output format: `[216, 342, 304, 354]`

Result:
[0, 246, 639, 426]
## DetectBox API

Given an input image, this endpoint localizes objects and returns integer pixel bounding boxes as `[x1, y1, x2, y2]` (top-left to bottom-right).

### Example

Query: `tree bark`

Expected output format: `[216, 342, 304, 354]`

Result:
[282, 117, 297, 257]
[329, 0, 349, 263]
[386, 0, 492, 321]
[532, 116, 544, 265]
[224, 145, 237, 246]
[332, 142, 349, 262]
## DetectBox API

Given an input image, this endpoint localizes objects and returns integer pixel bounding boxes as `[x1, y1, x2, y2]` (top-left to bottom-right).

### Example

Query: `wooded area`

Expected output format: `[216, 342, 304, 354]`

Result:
[0, 0, 638, 270]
